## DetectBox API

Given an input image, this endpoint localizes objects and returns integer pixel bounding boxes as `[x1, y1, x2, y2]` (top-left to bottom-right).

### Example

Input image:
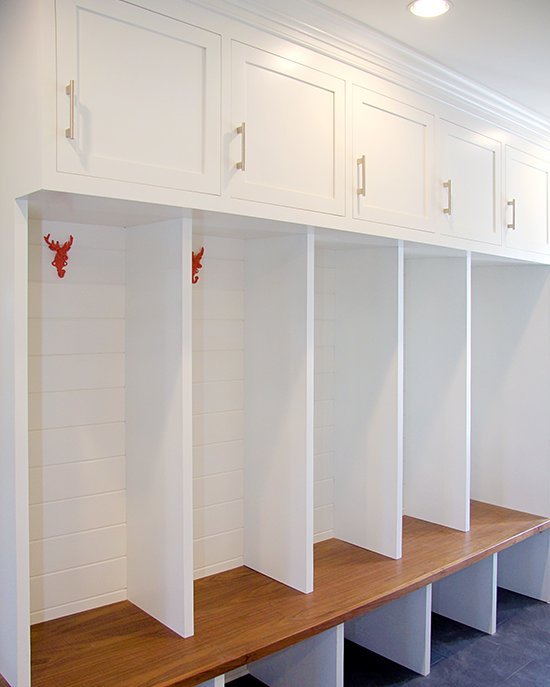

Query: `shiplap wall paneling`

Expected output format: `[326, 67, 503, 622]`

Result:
[126, 217, 193, 637]
[404, 253, 471, 532]
[345, 585, 432, 676]
[332, 244, 403, 559]
[498, 532, 550, 604]
[471, 264, 550, 519]
[314, 247, 336, 543]
[249, 624, 344, 687]
[244, 233, 314, 594]
[432, 554, 497, 634]
[192, 235, 245, 579]
[28, 219, 127, 625]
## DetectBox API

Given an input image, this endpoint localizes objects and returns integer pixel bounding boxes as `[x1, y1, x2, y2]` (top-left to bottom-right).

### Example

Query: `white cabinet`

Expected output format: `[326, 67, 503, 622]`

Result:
[56, 0, 221, 193]
[230, 40, 345, 215]
[352, 85, 434, 232]
[438, 120, 501, 245]
[505, 145, 550, 254]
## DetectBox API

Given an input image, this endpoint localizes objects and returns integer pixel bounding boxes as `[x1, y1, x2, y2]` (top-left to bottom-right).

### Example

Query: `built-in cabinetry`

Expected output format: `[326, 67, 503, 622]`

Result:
[20, 204, 550, 687]
[230, 41, 345, 215]
[352, 84, 434, 232]
[2, 0, 550, 685]
[48, 0, 549, 260]
[56, 0, 221, 193]
[438, 119, 501, 245]
[504, 144, 550, 253]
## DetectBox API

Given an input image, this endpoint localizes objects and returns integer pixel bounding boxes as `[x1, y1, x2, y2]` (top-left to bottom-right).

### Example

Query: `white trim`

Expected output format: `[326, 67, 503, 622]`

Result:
[181, 0, 550, 145]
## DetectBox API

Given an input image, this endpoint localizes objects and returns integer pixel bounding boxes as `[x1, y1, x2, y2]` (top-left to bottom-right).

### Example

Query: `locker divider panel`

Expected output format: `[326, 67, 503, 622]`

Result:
[404, 254, 471, 532]
[126, 216, 194, 637]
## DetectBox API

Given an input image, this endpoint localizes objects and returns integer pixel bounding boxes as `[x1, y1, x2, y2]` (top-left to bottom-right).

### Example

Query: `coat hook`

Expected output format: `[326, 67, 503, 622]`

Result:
[43, 234, 74, 279]
[192, 247, 205, 284]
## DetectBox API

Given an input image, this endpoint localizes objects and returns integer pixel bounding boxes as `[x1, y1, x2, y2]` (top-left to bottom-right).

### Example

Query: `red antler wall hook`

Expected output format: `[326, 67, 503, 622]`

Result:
[192, 246, 205, 284]
[44, 234, 74, 279]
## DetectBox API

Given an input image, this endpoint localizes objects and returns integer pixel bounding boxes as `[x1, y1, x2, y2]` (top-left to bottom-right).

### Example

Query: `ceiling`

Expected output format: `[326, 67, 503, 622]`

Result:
[314, 0, 550, 122]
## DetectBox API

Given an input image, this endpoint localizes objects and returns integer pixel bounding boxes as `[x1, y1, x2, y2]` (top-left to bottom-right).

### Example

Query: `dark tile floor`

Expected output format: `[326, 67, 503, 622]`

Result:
[231, 589, 550, 686]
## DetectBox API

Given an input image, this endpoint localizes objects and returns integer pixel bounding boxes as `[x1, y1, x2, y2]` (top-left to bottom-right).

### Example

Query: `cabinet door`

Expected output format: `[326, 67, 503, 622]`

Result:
[353, 85, 434, 232]
[230, 41, 345, 215]
[505, 146, 550, 254]
[439, 120, 501, 245]
[56, 0, 220, 194]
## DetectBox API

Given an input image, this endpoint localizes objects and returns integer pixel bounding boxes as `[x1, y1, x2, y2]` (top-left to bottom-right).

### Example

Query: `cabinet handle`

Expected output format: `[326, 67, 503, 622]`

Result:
[443, 179, 452, 215]
[65, 80, 75, 140]
[236, 122, 246, 171]
[357, 155, 366, 196]
[507, 198, 516, 230]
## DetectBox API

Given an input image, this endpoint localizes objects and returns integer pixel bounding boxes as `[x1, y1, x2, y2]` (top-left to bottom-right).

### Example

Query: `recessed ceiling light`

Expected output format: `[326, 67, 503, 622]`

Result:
[408, 0, 452, 18]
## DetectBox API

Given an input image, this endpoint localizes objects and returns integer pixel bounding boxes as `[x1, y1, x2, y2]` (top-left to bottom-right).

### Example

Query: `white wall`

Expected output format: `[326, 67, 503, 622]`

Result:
[314, 247, 336, 542]
[192, 235, 245, 578]
[28, 220, 126, 623]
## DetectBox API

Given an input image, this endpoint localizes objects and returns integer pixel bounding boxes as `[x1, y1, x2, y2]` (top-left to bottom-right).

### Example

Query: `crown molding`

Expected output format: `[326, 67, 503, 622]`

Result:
[189, 0, 550, 146]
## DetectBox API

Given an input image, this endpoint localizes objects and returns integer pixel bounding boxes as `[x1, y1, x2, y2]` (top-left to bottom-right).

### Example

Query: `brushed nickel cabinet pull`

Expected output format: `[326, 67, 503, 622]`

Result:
[236, 122, 246, 171]
[357, 155, 366, 196]
[507, 198, 516, 230]
[443, 179, 452, 215]
[65, 80, 75, 140]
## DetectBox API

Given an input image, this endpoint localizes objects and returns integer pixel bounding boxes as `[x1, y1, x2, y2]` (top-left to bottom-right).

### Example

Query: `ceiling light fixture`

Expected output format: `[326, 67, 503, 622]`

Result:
[408, 0, 452, 18]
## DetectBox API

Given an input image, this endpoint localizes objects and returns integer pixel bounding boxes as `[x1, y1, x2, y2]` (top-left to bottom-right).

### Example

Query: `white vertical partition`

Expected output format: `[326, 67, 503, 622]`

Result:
[333, 245, 403, 559]
[498, 532, 550, 603]
[345, 586, 432, 676]
[198, 677, 225, 687]
[1, 199, 30, 687]
[404, 254, 470, 531]
[126, 216, 194, 637]
[244, 232, 314, 593]
[433, 554, 498, 634]
[471, 264, 550, 519]
[249, 625, 344, 687]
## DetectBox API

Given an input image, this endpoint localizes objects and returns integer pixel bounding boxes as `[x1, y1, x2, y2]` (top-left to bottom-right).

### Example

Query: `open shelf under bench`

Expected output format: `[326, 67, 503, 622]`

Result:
[31, 501, 550, 687]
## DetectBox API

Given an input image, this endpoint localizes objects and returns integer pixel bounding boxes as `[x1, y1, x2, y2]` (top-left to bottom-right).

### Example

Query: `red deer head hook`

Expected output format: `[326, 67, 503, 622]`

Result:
[44, 234, 74, 279]
[192, 246, 205, 284]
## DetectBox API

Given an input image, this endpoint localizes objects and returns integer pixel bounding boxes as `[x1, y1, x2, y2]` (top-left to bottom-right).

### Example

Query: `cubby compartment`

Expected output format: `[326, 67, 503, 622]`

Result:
[28, 214, 194, 635]
[432, 555, 498, 634]
[345, 585, 432, 676]
[248, 625, 344, 687]
[471, 259, 550, 602]
[404, 246, 471, 531]
[314, 235, 403, 559]
[191, 224, 314, 592]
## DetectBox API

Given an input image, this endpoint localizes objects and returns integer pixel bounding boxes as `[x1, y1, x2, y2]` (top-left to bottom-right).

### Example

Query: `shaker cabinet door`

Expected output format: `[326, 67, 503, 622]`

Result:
[505, 146, 550, 254]
[352, 85, 434, 232]
[439, 120, 501, 245]
[56, 0, 221, 194]
[230, 40, 345, 215]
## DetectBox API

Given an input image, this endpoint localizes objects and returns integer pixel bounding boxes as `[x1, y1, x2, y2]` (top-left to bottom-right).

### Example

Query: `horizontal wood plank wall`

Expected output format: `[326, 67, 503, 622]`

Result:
[192, 235, 245, 578]
[314, 247, 336, 542]
[28, 220, 126, 624]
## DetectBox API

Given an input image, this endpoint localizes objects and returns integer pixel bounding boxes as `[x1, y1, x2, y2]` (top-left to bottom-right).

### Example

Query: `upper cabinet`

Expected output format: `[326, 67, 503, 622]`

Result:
[229, 40, 346, 215]
[438, 120, 501, 245]
[56, 0, 221, 193]
[352, 84, 434, 232]
[43, 0, 550, 262]
[504, 145, 550, 254]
